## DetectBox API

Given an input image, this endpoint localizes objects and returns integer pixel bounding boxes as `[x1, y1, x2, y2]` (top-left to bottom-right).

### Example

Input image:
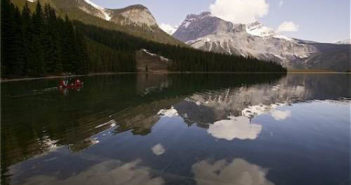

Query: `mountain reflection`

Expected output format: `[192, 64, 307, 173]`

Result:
[171, 74, 349, 128]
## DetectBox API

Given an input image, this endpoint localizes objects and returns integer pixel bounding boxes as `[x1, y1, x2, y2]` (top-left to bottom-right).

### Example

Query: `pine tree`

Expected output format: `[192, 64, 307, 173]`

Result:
[29, 2, 46, 76]
[1, 0, 15, 77]
[21, 2, 32, 76]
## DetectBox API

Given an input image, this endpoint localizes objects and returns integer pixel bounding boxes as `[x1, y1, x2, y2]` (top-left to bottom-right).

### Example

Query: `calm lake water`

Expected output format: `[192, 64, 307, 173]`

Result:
[1, 74, 350, 185]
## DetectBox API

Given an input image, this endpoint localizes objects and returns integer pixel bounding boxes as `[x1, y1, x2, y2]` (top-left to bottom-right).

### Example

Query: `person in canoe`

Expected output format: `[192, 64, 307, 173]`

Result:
[59, 78, 83, 89]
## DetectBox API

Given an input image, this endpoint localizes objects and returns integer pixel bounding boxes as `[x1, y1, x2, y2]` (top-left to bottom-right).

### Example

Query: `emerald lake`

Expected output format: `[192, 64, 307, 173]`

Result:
[1, 74, 350, 185]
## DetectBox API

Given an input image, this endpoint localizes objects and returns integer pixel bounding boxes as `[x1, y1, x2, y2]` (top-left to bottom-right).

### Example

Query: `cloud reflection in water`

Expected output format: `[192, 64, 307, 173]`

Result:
[271, 110, 291, 121]
[152, 144, 166, 156]
[22, 160, 164, 185]
[207, 116, 262, 141]
[192, 158, 274, 185]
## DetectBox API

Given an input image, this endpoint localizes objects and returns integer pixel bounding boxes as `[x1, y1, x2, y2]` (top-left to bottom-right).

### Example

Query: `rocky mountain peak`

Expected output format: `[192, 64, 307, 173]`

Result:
[174, 12, 234, 42]
[185, 11, 211, 20]
[114, 4, 157, 27]
[78, 0, 157, 27]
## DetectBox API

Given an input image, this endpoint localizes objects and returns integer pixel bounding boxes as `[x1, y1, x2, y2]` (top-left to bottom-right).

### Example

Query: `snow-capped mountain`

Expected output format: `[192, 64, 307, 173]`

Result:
[79, 0, 157, 28]
[336, 39, 351, 45]
[173, 12, 350, 71]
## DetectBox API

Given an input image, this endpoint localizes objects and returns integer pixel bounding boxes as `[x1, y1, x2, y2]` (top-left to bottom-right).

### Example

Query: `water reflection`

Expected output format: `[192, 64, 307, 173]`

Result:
[192, 158, 274, 185]
[2, 74, 350, 185]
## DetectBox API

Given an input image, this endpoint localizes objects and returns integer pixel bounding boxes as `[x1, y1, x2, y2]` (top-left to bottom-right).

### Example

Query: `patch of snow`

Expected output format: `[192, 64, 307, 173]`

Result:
[141, 49, 170, 62]
[184, 21, 191, 28]
[160, 56, 169, 62]
[273, 34, 293, 41]
[226, 41, 232, 54]
[141, 49, 157, 56]
[208, 42, 213, 51]
[246, 22, 275, 37]
[84, 0, 111, 21]
[159, 23, 177, 35]
[336, 39, 351, 45]
[102, 11, 112, 21]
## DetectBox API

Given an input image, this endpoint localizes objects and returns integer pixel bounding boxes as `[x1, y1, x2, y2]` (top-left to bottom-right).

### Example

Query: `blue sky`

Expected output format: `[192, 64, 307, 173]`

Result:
[92, 0, 350, 43]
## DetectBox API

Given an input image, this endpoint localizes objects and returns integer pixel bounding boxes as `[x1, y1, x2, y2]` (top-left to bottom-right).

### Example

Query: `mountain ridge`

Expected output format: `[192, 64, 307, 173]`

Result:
[14, 0, 183, 45]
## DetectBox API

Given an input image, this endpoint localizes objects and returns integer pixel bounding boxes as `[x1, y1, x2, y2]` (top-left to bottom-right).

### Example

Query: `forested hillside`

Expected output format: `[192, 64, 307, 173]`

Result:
[2, 0, 286, 78]
[78, 23, 286, 73]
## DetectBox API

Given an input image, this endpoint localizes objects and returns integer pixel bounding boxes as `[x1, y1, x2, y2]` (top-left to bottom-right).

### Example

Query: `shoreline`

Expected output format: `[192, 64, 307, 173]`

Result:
[1, 71, 349, 83]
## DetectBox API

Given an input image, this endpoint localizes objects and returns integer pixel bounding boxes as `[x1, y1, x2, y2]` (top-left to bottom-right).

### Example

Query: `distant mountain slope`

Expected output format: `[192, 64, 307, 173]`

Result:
[12, 0, 184, 45]
[173, 12, 350, 71]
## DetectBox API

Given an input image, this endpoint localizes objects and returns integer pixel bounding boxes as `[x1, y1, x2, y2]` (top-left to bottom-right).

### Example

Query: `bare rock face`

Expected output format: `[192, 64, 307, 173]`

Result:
[112, 5, 158, 27]
[173, 12, 350, 71]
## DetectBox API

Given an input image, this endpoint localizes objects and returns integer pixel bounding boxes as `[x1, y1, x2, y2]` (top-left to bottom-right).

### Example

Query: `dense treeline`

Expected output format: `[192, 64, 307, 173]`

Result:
[1, 0, 90, 77]
[2, 0, 286, 78]
[77, 23, 287, 73]
[85, 38, 136, 73]
[1, 0, 89, 77]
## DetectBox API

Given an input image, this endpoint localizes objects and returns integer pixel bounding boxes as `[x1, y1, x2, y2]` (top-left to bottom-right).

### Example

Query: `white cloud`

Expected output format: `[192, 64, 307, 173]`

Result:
[279, 0, 284, 7]
[159, 23, 177, 35]
[151, 144, 166, 156]
[209, 0, 269, 24]
[277, 21, 299, 32]
[271, 110, 291, 120]
[207, 116, 262, 141]
[192, 158, 275, 185]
